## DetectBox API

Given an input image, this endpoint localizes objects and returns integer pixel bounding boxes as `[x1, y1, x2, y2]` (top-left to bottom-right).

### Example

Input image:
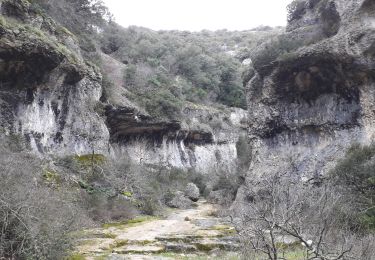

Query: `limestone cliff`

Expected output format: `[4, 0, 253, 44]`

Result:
[0, 0, 110, 154]
[101, 51, 247, 173]
[238, 0, 375, 202]
[0, 0, 247, 174]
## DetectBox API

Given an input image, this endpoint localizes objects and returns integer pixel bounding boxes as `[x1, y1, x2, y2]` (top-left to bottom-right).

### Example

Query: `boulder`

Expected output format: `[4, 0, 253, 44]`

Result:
[184, 183, 200, 202]
[167, 191, 192, 209]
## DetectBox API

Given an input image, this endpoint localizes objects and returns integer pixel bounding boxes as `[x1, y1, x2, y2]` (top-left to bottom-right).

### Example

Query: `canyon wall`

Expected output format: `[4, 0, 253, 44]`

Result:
[237, 0, 375, 202]
[0, 0, 247, 174]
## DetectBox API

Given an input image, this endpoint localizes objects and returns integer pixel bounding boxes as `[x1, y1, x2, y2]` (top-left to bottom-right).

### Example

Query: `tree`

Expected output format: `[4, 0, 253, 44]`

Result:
[32, 0, 111, 34]
[330, 144, 375, 229]
[234, 171, 373, 260]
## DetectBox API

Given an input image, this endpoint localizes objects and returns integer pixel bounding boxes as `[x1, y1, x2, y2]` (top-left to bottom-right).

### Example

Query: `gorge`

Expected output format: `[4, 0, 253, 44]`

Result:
[0, 0, 374, 259]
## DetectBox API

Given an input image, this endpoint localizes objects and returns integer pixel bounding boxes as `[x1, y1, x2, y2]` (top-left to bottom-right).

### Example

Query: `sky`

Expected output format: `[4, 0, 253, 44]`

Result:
[102, 0, 293, 31]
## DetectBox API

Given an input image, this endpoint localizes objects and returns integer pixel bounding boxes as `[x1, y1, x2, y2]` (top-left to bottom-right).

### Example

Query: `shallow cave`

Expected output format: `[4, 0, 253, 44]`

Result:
[274, 53, 361, 104]
[0, 49, 63, 88]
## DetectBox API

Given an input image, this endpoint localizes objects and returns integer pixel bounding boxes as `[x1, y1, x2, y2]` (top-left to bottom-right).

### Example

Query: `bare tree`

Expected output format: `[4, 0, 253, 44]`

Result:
[234, 172, 363, 260]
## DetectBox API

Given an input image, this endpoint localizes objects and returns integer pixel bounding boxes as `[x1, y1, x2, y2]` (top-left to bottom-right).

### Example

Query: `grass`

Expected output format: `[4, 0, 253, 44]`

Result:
[283, 249, 307, 260]
[93, 255, 110, 260]
[42, 169, 61, 184]
[75, 154, 106, 166]
[102, 215, 159, 229]
[69, 229, 115, 240]
[79, 239, 98, 246]
[57, 25, 74, 37]
[66, 253, 86, 260]
[103, 233, 117, 239]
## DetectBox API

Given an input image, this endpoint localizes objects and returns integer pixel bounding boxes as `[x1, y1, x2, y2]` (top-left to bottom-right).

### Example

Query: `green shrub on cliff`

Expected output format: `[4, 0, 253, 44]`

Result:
[330, 144, 375, 196]
[330, 143, 375, 229]
[131, 88, 183, 119]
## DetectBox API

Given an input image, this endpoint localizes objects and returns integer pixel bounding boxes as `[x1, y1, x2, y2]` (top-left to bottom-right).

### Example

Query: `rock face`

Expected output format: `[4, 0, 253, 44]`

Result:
[238, 0, 375, 202]
[0, 0, 110, 155]
[0, 0, 247, 175]
[100, 52, 248, 174]
[109, 104, 247, 173]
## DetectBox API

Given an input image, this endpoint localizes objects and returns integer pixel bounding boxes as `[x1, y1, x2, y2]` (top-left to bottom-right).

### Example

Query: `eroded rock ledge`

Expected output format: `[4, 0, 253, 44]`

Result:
[106, 106, 215, 145]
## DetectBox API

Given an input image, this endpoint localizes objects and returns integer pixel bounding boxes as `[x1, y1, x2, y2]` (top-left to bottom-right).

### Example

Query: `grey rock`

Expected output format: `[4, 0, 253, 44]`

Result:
[184, 183, 200, 202]
[237, 0, 375, 206]
[167, 191, 193, 209]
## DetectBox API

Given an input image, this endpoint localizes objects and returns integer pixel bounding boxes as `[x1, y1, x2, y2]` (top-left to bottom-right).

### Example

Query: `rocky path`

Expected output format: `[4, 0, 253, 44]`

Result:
[73, 200, 240, 259]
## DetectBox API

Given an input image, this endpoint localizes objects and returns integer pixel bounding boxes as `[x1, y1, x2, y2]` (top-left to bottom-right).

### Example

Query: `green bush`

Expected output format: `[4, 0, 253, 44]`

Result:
[139, 89, 183, 119]
[330, 144, 375, 194]
[330, 143, 375, 229]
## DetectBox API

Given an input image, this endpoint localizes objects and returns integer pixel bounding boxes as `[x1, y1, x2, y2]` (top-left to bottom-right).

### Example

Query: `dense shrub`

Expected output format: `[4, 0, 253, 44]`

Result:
[0, 144, 90, 259]
[238, 172, 375, 260]
[130, 88, 183, 119]
[330, 143, 375, 229]
[30, 0, 110, 35]
[99, 25, 276, 110]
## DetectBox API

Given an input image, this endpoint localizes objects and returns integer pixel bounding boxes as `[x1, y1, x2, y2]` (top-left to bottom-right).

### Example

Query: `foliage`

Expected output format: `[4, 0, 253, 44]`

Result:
[237, 172, 374, 260]
[99, 25, 276, 110]
[330, 144, 375, 229]
[141, 89, 183, 119]
[0, 144, 90, 259]
[24, 0, 278, 111]
[30, 0, 110, 34]
[75, 153, 106, 167]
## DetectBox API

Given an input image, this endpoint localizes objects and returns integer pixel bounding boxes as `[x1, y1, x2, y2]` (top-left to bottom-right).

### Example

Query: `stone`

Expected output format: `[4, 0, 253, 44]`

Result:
[184, 183, 200, 202]
[167, 191, 192, 209]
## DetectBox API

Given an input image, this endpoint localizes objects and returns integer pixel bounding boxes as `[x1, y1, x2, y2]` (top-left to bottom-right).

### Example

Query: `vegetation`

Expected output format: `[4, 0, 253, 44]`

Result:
[237, 144, 375, 260]
[30, 0, 111, 35]
[0, 142, 90, 259]
[0, 134, 215, 259]
[330, 144, 375, 229]
[21, 0, 281, 120]
[27, 0, 278, 115]
[237, 171, 375, 260]
[98, 24, 279, 113]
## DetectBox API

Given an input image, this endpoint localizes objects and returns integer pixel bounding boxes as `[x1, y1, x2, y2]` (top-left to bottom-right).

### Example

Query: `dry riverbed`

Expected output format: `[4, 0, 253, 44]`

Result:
[70, 200, 240, 260]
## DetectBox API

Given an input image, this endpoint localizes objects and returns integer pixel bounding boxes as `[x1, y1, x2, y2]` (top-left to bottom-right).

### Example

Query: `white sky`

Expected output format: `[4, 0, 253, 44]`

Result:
[102, 0, 293, 31]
